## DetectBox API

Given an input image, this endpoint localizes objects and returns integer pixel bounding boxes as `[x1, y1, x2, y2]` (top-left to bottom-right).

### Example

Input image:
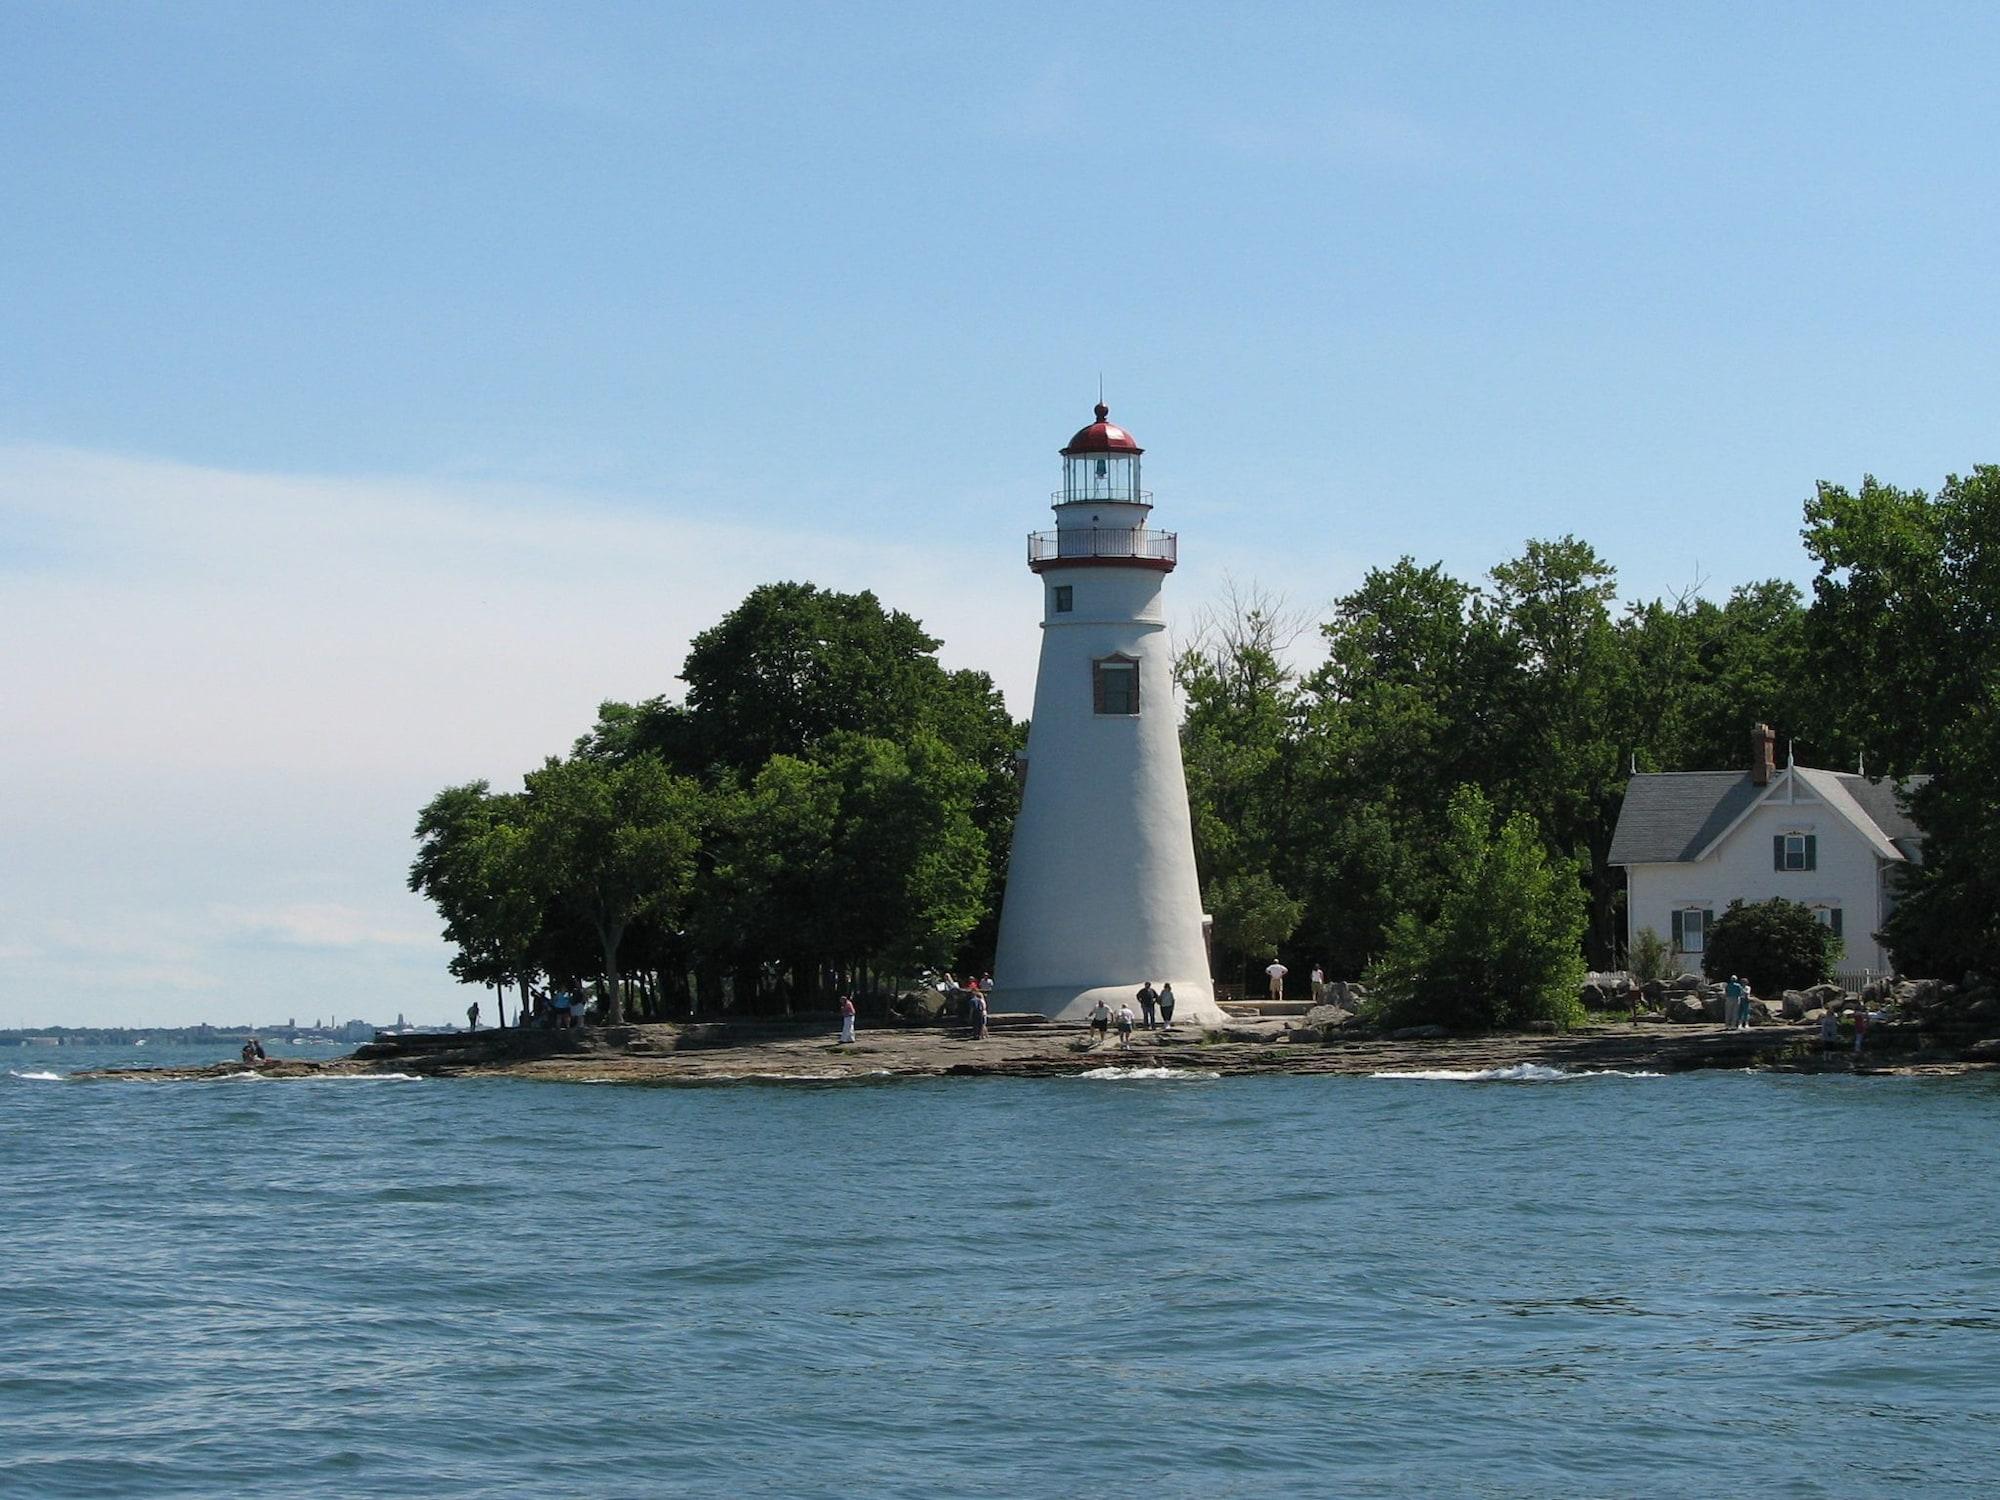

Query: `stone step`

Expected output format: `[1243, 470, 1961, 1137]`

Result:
[1219, 1000, 1316, 1017]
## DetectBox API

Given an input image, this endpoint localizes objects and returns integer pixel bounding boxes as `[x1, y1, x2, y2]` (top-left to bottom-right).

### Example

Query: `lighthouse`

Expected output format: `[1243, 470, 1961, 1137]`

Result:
[991, 403, 1225, 1025]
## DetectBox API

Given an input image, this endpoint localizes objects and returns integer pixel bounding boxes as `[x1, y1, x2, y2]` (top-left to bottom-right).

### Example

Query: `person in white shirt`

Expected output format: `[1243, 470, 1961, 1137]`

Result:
[1309, 965, 1326, 1003]
[1266, 960, 1289, 1001]
[1089, 999, 1111, 1043]
[1116, 1003, 1136, 1049]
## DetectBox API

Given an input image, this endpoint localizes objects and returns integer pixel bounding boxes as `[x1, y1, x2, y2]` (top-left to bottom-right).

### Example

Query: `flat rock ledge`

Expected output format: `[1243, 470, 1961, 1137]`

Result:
[71, 1016, 2000, 1086]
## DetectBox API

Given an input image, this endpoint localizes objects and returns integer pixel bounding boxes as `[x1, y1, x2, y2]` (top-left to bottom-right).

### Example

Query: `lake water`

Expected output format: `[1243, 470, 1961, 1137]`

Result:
[5, 1043, 1998, 1497]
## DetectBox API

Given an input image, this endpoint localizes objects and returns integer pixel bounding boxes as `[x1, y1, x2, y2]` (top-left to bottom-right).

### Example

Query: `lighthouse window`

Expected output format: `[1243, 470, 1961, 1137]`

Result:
[1093, 656, 1140, 716]
[1053, 586, 1073, 613]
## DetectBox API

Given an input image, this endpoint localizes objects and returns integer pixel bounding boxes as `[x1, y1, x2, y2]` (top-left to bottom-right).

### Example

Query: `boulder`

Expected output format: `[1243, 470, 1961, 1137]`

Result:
[1671, 973, 1703, 992]
[1579, 983, 1607, 1010]
[1387, 1024, 1447, 1040]
[1967, 995, 2000, 1022]
[1285, 1025, 1321, 1044]
[1303, 1004, 1355, 1032]
[1801, 1007, 1827, 1025]
[1642, 979, 1667, 1003]
[1961, 1038, 2000, 1062]
[1807, 983, 1847, 1010]
[1781, 989, 1809, 1020]
[1664, 994, 1709, 1024]
[890, 989, 946, 1024]
[1701, 991, 1729, 1022]
[1749, 999, 1784, 1026]
[1525, 1019, 1559, 1035]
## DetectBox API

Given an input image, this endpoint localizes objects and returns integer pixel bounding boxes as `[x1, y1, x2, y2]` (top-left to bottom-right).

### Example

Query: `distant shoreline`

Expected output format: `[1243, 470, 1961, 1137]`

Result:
[68, 1015, 2000, 1085]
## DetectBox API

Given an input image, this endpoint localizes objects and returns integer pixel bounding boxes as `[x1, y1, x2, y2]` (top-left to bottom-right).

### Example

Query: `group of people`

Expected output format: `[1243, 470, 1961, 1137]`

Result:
[1269, 960, 1337, 1003]
[1722, 975, 1756, 1030]
[526, 986, 581, 1029]
[1088, 980, 1179, 1048]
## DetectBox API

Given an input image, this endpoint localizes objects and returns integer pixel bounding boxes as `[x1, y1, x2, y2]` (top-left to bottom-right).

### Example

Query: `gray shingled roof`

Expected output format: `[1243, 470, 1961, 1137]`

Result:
[1837, 772, 1928, 844]
[1608, 768, 1930, 865]
[1607, 772, 1761, 863]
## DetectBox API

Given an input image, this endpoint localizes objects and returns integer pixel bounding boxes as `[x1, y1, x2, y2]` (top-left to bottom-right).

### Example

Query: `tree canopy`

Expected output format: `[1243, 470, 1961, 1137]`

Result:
[413, 583, 1019, 1020]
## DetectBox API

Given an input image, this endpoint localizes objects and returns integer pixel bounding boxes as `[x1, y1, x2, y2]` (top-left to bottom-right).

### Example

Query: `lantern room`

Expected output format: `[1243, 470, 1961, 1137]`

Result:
[1058, 403, 1147, 506]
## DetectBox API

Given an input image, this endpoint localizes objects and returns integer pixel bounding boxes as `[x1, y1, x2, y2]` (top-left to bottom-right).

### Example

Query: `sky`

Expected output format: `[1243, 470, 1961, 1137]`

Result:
[4, 2, 1997, 1027]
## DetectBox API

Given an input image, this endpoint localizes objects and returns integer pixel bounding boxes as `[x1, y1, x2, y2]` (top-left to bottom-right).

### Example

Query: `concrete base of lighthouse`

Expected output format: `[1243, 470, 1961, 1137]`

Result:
[994, 980, 1229, 1028]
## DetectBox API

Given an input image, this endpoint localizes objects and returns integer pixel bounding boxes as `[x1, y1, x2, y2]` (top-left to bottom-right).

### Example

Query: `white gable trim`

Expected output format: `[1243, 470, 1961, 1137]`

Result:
[1688, 766, 1904, 865]
[1689, 769, 1813, 862]
[1794, 767, 1905, 862]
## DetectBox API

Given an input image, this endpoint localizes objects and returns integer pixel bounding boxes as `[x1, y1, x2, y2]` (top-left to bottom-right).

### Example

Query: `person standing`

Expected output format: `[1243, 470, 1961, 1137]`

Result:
[1853, 1002, 1869, 1056]
[1158, 982, 1177, 1029]
[1737, 977, 1754, 1030]
[466, 1000, 480, 1033]
[1089, 998, 1111, 1044]
[1310, 965, 1326, 1004]
[1265, 959, 1288, 1002]
[1723, 976, 1743, 1030]
[972, 989, 989, 1040]
[839, 993, 857, 1045]
[1137, 981, 1158, 1029]
[1116, 1002, 1136, 1049]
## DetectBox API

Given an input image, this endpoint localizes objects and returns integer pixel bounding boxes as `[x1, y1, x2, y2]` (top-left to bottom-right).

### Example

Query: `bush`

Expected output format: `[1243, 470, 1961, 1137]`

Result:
[1700, 898, 1840, 995]
[1628, 926, 1675, 983]
[1365, 786, 1587, 1031]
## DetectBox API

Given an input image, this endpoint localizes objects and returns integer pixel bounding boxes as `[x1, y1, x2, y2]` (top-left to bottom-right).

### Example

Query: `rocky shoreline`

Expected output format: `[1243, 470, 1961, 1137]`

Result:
[72, 1007, 2000, 1086]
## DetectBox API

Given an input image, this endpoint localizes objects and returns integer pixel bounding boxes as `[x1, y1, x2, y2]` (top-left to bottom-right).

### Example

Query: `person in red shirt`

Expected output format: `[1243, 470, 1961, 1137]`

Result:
[839, 994, 857, 1045]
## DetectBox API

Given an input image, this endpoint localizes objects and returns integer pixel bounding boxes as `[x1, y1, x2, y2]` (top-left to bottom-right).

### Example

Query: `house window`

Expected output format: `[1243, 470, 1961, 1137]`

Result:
[1671, 907, 1710, 953]
[1815, 907, 1844, 938]
[1053, 585, 1073, 613]
[1093, 655, 1139, 715]
[1774, 833, 1817, 871]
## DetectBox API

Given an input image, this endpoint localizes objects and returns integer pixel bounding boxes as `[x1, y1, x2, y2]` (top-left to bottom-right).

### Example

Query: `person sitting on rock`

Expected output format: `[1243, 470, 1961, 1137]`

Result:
[240, 1037, 266, 1064]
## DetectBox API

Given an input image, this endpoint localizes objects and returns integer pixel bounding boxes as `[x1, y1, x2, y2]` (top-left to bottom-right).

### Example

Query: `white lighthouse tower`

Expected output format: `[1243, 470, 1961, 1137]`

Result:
[992, 403, 1224, 1025]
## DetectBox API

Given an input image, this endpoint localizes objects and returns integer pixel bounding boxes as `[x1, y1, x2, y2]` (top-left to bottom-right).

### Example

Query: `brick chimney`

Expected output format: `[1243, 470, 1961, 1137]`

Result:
[1749, 722, 1776, 785]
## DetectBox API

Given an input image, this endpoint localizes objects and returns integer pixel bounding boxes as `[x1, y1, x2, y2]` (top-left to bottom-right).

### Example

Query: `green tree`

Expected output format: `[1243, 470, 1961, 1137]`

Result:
[1366, 785, 1587, 1031]
[520, 754, 703, 1025]
[1205, 870, 1305, 989]
[1804, 468, 2000, 978]
[409, 782, 542, 1016]
[817, 732, 989, 979]
[1701, 898, 1839, 995]
[1486, 536, 1625, 961]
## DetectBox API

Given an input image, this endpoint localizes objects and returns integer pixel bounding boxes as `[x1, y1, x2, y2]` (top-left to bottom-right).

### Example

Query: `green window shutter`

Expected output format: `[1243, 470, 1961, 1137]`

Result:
[1773, 834, 1785, 870]
[1671, 909, 1685, 948]
[1829, 908, 1844, 938]
[1805, 834, 1817, 871]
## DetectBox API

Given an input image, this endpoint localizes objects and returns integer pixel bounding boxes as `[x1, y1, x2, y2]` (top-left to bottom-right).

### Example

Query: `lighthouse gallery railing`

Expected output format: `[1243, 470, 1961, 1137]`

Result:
[1026, 528, 1178, 566]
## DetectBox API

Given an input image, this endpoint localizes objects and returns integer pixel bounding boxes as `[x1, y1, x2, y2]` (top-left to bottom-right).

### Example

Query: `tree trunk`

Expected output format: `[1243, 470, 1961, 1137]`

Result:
[599, 921, 627, 1026]
[494, 981, 507, 1029]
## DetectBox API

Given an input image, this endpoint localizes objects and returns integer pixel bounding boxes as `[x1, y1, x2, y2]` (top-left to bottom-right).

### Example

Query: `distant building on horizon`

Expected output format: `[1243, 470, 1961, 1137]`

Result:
[991, 403, 1224, 1024]
[1609, 723, 1927, 978]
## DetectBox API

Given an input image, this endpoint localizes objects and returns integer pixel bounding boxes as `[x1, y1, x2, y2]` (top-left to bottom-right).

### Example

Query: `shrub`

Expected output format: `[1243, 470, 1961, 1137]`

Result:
[1628, 926, 1675, 983]
[1365, 786, 1587, 1031]
[1700, 897, 1840, 995]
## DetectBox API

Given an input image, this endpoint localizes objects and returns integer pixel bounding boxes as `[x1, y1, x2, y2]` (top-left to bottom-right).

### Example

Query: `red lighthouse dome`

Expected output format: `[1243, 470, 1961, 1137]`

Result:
[1060, 403, 1144, 457]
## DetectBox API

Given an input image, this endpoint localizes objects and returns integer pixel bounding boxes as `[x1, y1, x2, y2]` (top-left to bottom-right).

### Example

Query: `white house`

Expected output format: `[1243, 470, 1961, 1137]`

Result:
[991, 403, 1225, 1024]
[1608, 724, 1927, 978]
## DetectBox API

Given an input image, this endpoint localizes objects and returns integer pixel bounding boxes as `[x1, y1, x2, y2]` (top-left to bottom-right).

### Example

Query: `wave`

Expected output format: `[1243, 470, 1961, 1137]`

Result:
[1372, 1063, 1663, 1082]
[224, 1070, 423, 1083]
[1078, 1066, 1222, 1081]
[8, 1069, 64, 1081]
